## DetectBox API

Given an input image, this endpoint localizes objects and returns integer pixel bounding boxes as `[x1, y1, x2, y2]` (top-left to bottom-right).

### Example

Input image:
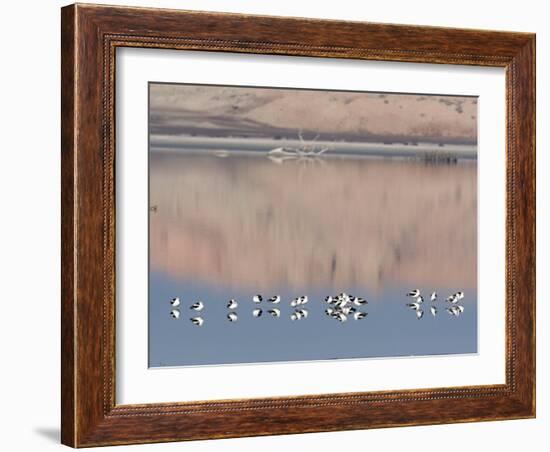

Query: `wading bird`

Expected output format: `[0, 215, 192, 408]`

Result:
[295, 308, 308, 319]
[341, 305, 355, 315]
[190, 301, 204, 311]
[354, 311, 368, 320]
[290, 295, 308, 307]
[170, 309, 180, 319]
[170, 297, 180, 307]
[334, 312, 348, 322]
[352, 297, 368, 306]
[190, 316, 204, 326]
[447, 305, 465, 316]
[227, 312, 238, 322]
[446, 291, 465, 304]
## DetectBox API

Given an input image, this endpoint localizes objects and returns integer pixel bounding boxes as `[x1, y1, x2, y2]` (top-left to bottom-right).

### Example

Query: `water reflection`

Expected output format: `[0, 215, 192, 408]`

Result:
[148, 150, 477, 367]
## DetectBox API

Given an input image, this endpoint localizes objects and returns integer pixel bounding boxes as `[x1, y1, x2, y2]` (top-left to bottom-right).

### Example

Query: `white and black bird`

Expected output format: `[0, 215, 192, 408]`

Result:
[190, 301, 204, 311]
[415, 295, 425, 304]
[335, 297, 351, 308]
[295, 308, 308, 319]
[252, 308, 263, 317]
[447, 292, 464, 304]
[416, 310, 424, 319]
[297, 295, 308, 305]
[325, 308, 334, 316]
[339, 292, 350, 302]
[268, 308, 281, 318]
[430, 306, 437, 316]
[341, 305, 355, 315]
[446, 305, 465, 316]
[407, 289, 420, 298]
[290, 296, 308, 307]
[430, 292, 437, 302]
[325, 296, 334, 304]
[227, 299, 238, 309]
[170, 297, 180, 307]
[227, 312, 238, 322]
[170, 309, 180, 319]
[354, 311, 368, 320]
[252, 294, 263, 303]
[407, 302, 421, 310]
[352, 297, 368, 306]
[290, 312, 299, 321]
[446, 307, 459, 316]
[268, 295, 281, 304]
[190, 316, 204, 326]
[334, 312, 348, 322]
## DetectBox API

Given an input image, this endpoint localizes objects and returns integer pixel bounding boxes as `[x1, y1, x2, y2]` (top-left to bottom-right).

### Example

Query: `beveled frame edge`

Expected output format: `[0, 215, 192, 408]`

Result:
[61, 3, 535, 447]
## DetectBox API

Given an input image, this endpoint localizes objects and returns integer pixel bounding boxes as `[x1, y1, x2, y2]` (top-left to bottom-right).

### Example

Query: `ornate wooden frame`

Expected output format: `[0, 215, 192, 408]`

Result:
[61, 3, 536, 447]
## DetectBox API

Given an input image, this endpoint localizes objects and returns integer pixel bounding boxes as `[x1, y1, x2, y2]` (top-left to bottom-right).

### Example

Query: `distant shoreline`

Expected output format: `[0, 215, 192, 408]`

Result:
[150, 135, 477, 160]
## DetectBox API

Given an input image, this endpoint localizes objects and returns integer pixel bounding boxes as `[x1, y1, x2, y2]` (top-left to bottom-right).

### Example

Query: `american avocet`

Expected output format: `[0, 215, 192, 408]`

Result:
[227, 312, 238, 322]
[170, 309, 180, 319]
[354, 311, 368, 320]
[170, 297, 180, 307]
[190, 316, 204, 326]
[190, 301, 204, 311]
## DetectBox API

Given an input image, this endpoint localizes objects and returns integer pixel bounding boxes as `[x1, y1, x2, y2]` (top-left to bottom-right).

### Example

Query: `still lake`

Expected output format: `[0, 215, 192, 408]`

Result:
[148, 149, 477, 367]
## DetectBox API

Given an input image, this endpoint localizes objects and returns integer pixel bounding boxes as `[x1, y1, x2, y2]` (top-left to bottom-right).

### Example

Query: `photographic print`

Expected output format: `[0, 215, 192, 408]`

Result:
[148, 82, 478, 368]
[61, 6, 536, 444]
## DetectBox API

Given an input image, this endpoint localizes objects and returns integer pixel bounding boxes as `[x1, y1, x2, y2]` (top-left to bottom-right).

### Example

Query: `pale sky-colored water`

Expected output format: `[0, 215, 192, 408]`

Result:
[149, 272, 477, 367]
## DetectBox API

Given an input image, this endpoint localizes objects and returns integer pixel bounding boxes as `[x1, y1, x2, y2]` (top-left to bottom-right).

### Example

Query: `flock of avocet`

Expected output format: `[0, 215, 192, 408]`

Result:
[169, 293, 318, 326]
[324, 292, 368, 322]
[168, 290, 466, 325]
[170, 293, 367, 326]
[406, 289, 465, 319]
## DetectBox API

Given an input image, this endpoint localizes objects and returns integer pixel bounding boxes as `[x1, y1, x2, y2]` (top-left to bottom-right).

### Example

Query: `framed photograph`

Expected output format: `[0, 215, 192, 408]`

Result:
[61, 4, 535, 447]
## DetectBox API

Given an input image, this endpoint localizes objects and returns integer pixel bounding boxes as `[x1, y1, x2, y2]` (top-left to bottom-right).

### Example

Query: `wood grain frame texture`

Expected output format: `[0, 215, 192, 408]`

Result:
[61, 3, 536, 447]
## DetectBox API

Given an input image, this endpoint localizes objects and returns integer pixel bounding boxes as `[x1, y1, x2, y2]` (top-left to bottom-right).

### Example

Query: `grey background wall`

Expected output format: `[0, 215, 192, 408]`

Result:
[0, 1, 546, 451]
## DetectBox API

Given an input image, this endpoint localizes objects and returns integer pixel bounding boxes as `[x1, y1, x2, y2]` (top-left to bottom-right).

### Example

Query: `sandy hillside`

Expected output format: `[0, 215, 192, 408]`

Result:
[150, 83, 478, 144]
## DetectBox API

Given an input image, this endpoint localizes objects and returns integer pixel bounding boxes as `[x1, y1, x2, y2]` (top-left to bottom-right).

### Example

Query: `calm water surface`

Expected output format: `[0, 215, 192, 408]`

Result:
[148, 150, 477, 367]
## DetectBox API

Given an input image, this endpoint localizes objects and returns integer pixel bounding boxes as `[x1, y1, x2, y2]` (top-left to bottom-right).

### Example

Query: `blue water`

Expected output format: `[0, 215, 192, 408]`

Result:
[149, 272, 477, 367]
